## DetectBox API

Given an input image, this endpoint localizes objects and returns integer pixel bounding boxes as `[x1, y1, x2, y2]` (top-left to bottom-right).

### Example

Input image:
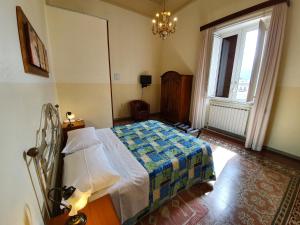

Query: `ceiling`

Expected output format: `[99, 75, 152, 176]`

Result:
[100, 0, 196, 17]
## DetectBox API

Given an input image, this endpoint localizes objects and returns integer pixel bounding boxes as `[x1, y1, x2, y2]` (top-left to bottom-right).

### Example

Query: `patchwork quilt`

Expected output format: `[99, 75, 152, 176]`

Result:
[112, 120, 216, 209]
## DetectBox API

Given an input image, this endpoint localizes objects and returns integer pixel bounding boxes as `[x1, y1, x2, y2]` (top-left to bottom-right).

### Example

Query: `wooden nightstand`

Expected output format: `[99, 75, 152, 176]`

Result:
[62, 120, 85, 146]
[47, 195, 120, 225]
[62, 120, 85, 130]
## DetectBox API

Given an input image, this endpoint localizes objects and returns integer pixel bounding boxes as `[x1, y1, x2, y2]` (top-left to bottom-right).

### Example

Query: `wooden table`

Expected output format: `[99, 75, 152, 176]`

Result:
[47, 195, 120, 225]
[62, 120, 85, 130]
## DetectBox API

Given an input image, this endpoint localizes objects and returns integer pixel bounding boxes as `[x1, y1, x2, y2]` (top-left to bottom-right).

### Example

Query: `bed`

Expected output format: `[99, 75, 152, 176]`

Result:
[25, 104, 215, 225]
[89, 120, 215, 224]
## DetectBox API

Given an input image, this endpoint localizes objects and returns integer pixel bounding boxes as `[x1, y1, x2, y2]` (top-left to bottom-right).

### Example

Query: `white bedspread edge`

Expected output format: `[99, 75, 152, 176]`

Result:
[91, 128, 149, 223]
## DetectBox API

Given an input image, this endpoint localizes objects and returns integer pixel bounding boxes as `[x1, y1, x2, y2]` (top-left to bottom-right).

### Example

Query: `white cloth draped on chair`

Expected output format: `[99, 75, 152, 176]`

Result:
[191, 28, 214, 129]
[245, 3, 288, 151]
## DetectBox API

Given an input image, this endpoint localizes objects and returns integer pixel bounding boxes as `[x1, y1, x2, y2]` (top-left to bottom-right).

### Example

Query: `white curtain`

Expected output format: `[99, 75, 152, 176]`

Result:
[191, 28, 214, 129]
[245, 3, 288, 151]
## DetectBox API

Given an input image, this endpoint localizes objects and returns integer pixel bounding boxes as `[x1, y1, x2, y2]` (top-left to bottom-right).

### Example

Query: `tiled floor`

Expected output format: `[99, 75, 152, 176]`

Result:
[198, 134, 299, 225]
[115, 118, 300, 225]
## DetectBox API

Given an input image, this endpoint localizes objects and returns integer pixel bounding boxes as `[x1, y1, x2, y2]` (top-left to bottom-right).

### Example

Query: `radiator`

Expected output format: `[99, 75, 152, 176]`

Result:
[207, 100, 252, 137]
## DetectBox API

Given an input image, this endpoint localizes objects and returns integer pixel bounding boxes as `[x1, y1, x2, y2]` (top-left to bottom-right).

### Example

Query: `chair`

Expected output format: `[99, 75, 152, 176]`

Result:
[130, 100, 150, 121]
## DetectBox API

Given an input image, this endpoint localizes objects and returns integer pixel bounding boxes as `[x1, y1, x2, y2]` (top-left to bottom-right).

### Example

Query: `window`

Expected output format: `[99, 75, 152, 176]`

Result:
[216, 34, 238, 98]
[208, 17, 269, 102]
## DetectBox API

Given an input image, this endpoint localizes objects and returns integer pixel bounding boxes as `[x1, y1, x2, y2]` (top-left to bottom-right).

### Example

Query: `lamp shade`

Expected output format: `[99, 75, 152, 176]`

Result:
[66, 112, 75, 120]
[66, 189, 91, 216]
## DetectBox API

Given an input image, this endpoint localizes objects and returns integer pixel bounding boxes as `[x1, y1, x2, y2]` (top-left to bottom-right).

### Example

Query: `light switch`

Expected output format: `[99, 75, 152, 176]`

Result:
[114, 73, 120, 80]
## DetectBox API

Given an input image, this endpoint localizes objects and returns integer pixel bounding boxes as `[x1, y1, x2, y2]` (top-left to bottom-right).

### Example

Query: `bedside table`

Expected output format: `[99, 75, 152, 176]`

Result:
[62, 120, 85, 146]
[47, 195, 120, 225]
[62, 119, 85, 130]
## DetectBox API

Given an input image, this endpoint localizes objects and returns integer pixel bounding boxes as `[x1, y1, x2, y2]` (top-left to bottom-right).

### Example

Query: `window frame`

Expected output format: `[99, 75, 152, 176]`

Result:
[208, 14, 273, 103]
[217, 24, 259, 101]
[231, 25, 259, 101]
[247, 20, 268, 102]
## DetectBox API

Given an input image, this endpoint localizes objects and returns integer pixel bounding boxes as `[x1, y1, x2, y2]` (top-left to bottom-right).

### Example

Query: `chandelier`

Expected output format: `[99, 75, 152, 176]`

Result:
[152, 0, 178, 40]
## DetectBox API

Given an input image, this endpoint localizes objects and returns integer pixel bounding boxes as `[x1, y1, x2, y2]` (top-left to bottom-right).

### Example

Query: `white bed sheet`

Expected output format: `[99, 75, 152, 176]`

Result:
[90, 128, 149, 223]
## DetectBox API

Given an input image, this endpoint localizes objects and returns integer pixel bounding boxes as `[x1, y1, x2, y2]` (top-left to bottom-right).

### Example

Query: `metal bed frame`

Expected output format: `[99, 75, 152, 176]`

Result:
[23, 103, 63, 223]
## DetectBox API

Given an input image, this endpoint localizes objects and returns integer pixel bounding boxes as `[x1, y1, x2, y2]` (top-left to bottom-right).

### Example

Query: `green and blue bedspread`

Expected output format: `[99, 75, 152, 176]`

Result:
[112, 120, 215, 209]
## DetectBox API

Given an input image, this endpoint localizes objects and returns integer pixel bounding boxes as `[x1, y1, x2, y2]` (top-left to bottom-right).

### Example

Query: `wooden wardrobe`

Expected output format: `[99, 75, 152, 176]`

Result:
[160, 71, 193, 123]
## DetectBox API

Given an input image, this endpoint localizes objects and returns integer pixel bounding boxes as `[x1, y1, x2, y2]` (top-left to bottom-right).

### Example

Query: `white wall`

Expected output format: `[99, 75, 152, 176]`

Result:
[47, 0, 162, 119]
[46, 6, 113, 128]
[0, 0, 58, 225]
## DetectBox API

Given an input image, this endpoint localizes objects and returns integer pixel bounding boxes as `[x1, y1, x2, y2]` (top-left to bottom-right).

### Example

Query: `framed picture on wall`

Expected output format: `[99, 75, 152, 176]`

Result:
[44, 48, 49, 72]
[27, 24, 41, 67]
[16, 6, 49, 77]
[37, 38, 46, 70]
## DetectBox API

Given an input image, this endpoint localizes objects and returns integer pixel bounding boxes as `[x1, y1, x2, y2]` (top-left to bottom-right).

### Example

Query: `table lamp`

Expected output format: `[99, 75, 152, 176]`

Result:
[48, 186, 91, 225]
[66, 112, 75, 128]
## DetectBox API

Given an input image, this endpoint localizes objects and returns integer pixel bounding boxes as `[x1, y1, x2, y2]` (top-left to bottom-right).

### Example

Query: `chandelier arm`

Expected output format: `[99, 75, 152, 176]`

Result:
[151, 0, 177, 40]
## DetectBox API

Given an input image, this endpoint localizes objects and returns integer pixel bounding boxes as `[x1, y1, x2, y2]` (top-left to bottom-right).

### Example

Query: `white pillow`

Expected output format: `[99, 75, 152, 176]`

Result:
[62, 127, 101, 154]
[63, 144, 120, 193]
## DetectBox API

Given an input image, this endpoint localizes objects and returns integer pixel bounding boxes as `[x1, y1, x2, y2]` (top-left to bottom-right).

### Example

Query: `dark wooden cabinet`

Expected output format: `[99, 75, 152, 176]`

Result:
[160, 71, 193, 123]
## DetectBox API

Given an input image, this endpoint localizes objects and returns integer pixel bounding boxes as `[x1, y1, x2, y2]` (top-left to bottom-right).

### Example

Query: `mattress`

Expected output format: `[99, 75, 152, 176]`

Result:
[112, 120, 216, 210]
[93, 128, 149, 224]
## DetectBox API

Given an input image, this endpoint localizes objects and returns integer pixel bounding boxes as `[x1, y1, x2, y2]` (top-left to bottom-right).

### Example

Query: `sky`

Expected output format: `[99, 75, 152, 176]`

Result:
[239, 29, 259, 80]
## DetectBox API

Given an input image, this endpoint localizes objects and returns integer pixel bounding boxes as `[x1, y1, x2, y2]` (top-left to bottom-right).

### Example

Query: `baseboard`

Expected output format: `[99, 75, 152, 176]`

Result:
[203, 129, 300, 161]
[263, 146, 300, 161]
[206, 126, 246, 141]
[202, 128, 245, 145]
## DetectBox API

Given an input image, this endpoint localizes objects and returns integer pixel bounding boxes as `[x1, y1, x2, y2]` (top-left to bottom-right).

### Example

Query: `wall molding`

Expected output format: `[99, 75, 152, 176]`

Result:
[263, 145, 300, 161]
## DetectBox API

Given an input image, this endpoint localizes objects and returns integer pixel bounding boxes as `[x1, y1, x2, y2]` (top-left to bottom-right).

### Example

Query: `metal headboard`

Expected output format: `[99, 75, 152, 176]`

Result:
[24, 103, 63, 222]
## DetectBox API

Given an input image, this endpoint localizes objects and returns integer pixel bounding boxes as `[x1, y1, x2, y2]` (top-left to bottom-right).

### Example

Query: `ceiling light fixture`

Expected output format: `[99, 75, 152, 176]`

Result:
[152, 0, 178, 40]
